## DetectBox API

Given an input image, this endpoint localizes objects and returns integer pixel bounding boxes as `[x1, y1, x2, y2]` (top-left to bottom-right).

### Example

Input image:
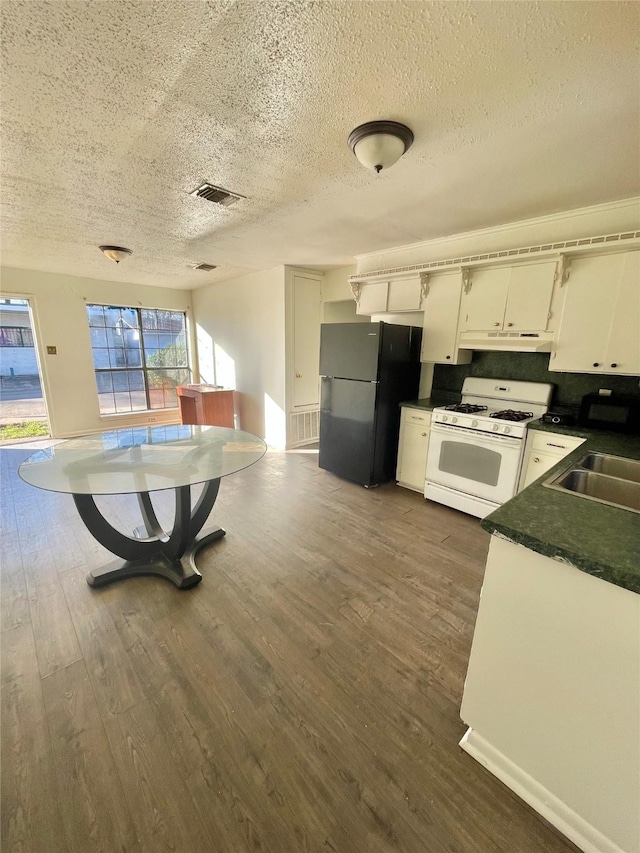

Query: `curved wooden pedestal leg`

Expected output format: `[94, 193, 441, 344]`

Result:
[74, 479, 225, 589]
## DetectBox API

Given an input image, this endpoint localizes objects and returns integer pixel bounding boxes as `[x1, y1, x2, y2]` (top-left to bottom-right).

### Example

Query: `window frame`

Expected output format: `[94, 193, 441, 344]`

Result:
[86, 303, 191, 415]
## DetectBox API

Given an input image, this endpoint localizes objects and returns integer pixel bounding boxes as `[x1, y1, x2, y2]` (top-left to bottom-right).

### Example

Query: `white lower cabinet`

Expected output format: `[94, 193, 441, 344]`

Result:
[518, 430, 586, 492]
[396, 407, 431, 492]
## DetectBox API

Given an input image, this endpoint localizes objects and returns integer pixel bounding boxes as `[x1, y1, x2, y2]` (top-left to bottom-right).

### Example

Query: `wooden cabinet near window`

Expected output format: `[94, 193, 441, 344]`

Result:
[177, 385, 236, 427]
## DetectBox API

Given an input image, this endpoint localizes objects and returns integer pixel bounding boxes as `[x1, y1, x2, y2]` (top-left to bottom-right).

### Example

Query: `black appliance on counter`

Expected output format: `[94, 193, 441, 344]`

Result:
[579, 393, 640, 434]
[319, 322, 422, 486]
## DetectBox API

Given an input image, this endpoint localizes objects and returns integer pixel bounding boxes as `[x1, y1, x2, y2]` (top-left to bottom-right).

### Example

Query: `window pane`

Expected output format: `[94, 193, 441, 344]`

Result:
[87, 305, 105, 327]
[171, 312, 185, 331]
[141, 309, 157, 330]
[92, 348, 110, 369]
[121, 307, 139, 328]
[104, 306, 122, 328]
[124, 347, 142, 367]
[156, 310, 172, 330]
[90, 328, 108, 348]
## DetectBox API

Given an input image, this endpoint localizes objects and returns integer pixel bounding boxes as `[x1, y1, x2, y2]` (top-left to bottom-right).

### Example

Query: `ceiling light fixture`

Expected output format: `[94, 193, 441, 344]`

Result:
[99, 245, 133, 264]
[348, 120, 414, 174]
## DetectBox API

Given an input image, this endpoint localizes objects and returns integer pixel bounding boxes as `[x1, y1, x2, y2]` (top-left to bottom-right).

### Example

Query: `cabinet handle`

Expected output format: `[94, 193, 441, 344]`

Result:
[446, 355, 451, 360]
[507, 322, 513, 327]
[592, 362, 600, 367]
[493, 322, 500, 327]
[546, 443, 566, 449]
[421, 432, 427, 437]
[611, 363, 618, 368]
[295, 372, 302, 378]
[533, 457, 540, 463]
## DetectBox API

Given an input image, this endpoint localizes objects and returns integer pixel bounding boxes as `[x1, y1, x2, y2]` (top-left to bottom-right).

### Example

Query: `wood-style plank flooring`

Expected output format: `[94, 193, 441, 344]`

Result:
[1, 441, 579, 853]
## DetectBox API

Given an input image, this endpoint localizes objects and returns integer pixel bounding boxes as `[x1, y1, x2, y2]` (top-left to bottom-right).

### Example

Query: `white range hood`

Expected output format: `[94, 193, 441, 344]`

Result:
[458, 331, 553, 353]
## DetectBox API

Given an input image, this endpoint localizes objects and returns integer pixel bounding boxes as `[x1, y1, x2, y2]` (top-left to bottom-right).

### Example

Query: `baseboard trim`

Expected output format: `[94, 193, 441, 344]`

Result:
[459, 728, 625, 853]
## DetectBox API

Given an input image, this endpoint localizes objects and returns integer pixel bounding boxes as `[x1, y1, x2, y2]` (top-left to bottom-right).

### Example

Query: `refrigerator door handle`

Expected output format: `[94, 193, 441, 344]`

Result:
[321, 376, 332, 412]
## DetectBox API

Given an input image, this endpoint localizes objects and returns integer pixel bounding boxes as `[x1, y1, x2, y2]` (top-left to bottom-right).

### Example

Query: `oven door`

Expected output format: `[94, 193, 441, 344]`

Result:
[426, 424, 523, 504]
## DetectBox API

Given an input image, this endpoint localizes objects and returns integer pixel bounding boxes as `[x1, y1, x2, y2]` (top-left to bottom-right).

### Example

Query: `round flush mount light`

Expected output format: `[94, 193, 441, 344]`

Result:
[99, 245, 133, 264]
[348, 120, 414, 173]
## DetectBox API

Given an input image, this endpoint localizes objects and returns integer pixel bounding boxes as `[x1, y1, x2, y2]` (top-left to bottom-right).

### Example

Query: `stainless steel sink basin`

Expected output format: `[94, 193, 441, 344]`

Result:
[544, 468, 640, 513]
[578, 452, 640, 484]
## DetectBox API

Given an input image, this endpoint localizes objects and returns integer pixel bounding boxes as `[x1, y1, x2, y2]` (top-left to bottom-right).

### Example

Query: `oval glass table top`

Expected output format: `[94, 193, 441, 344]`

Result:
[18, 425, 267, 495]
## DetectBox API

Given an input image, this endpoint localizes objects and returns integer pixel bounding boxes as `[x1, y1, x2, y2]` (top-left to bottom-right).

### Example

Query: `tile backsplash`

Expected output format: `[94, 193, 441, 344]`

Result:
[432, 352, 640, 410]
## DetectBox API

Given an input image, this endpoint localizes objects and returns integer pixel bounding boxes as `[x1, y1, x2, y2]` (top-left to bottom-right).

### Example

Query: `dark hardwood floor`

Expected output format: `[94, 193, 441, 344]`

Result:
[1, 441, 579, 853]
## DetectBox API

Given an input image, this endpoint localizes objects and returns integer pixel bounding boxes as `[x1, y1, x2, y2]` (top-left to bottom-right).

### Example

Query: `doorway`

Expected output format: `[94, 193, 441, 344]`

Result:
[0, 298, 50, 443]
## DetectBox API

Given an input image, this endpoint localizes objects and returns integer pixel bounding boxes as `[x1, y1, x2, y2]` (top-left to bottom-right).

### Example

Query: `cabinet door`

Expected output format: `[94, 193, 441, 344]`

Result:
[551, 253, 623, 373]
[356, 282, 388, 315]
[605, 251, 640, 375]
[504, 261, 556, 331]
[292, 274, 321, 408]
[397, 422, 430, 491]
[459, 267, 510, 331]
[387, 276, 422, 312]
[519, 450, 562, 491]
[421, 273, 472, 364]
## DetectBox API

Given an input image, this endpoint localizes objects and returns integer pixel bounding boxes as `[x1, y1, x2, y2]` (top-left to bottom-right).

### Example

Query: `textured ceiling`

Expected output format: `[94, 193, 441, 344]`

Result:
[1, 0, 639, 291]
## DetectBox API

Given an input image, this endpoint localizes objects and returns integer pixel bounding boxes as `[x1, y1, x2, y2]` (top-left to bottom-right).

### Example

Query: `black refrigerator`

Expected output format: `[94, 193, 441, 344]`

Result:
[318, 322, 422, 487]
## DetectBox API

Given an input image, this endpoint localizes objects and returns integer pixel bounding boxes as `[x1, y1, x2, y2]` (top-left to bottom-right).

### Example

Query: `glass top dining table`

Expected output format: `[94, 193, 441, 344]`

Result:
[19, 425, 267, 590]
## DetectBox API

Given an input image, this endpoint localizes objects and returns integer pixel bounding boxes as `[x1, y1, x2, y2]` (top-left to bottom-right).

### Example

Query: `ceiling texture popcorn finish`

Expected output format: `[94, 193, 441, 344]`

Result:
[0, 1, 638, 290]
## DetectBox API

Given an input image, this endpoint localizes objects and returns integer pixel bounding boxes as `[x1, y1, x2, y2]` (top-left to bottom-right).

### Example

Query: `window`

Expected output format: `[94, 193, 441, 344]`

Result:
[0, 326, 34, 347]
[86, 304, 190, 414]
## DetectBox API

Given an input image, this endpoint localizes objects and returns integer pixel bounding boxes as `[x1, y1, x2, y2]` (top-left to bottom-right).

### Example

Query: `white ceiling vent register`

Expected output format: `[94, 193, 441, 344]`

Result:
[350, 230, 640, 282]
[189, 183, 245, 207]
[192, 263, 217, 271]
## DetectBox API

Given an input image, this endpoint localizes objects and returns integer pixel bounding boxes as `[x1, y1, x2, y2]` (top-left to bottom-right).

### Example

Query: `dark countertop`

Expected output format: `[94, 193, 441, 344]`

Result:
[482, 421, 640, 595]
[400, 394, 458, 412]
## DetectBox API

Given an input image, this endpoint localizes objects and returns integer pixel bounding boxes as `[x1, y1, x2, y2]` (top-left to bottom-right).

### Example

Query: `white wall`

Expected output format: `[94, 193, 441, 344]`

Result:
[320, 265, 356, 303]
[191, 267, 287, 447]
[0, 267, 193, 437]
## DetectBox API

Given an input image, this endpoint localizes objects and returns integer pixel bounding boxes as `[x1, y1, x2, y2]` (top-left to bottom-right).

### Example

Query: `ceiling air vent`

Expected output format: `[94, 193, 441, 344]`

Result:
[189, 182, 245, 207]
[192, 263, 217, 271]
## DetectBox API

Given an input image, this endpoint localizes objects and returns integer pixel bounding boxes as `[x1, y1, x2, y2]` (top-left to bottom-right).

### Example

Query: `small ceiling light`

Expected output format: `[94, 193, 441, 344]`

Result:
[99, 245, 133, 264]
[348, 120, 414, 173]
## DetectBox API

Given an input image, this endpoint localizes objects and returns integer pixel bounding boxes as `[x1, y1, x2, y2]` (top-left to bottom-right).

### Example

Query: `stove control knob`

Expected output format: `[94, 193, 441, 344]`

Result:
[504, 426, 511, 434]
[471, 419, 478, 427]
[442, 415, 448, 422]
[451, 416, 458, 424]
[492, 424, 500, 432]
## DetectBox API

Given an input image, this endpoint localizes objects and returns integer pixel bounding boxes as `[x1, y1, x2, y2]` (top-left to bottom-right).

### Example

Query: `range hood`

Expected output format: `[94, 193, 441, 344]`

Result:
[458, 331, 553, 353]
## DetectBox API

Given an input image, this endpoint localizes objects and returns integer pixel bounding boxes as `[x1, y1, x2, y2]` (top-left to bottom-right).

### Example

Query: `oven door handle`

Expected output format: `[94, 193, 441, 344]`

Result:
[430, 423, 522, 449]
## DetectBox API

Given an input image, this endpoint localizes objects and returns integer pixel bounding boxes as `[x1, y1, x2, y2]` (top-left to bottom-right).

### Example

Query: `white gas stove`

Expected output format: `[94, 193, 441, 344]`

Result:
[425, 378, 553, 518]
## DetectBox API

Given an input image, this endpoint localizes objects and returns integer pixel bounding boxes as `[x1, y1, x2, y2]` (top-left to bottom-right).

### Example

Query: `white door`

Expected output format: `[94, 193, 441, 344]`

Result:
[504, 261, 556, 331]
[421, 273, 471, 364]
[292, 274, 321, 408]
[356, 281, 388, 315]
[519, 450, 561, 490]
[426, 424, 523, 503]
[387, 276, 422, 312]
[459, 267, 510, 331]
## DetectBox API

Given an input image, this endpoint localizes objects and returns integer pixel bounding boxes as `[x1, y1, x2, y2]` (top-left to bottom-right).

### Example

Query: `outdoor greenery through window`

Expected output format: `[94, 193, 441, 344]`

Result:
[86, 305, 190, 414]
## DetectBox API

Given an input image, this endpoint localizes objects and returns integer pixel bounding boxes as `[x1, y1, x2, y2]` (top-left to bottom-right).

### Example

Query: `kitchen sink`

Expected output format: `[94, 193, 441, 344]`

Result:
[544, 467, 640, 514]
[578, 452, 640, 483]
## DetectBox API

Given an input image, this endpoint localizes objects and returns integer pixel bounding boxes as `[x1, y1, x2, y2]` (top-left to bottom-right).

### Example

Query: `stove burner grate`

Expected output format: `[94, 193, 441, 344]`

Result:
[444, 404, 488, 414]
[489, 409, 534, 422]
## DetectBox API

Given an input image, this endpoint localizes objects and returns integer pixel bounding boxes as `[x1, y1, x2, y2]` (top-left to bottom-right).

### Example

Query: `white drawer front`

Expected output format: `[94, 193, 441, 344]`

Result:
[403, 409, 432, 426]
[529, 431, 585, 455]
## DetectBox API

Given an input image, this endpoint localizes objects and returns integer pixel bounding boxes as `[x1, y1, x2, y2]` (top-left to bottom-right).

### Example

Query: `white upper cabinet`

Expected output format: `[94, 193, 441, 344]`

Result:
[551, 250, 640, 376]
[460, 266, 511, 331]
[386, 275, 423, 312]
[460, 260, 557, 332]
[355, 281, 388, 315]
[421, 272, 471, 364]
